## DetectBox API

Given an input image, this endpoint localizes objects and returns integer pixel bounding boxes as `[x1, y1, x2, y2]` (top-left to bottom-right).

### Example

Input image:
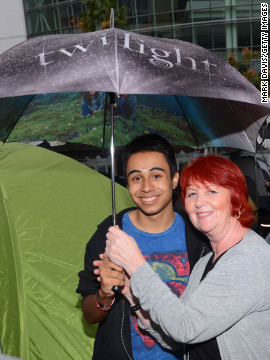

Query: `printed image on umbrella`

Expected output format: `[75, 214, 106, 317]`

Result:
[4, 92, 211, 149]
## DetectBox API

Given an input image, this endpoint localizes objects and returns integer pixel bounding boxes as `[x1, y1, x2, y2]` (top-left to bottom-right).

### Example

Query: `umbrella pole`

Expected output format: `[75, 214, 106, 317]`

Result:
[109, 92, 121, 293]
[109, 14, 121, 292]
[109, 92, 116, 226]
[109, 9, 116, 226]
[110, 8, 114, 28]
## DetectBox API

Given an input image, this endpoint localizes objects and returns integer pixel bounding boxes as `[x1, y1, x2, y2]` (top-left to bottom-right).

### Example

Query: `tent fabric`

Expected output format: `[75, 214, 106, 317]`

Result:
[0, 142, 134, 359]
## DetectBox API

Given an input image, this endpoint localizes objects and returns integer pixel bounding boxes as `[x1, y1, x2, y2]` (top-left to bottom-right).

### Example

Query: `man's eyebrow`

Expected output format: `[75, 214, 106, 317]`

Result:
[150, 167, 165, 172]
[127, 167, 165, 178]
[127, 169, 141, 177]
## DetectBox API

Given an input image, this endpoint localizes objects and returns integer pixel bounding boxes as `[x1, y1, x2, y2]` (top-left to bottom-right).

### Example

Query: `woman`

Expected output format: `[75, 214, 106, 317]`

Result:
[105, 155, 270, 360]
[81, 91, 104, 117]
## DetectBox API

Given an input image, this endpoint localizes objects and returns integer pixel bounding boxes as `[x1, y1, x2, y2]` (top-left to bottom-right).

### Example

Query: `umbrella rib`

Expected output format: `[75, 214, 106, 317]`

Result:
[226, 100, 256, 154]
[253, 154, 259, 209]
[173, 95, 199, 150]
[114, 30, 120, 94]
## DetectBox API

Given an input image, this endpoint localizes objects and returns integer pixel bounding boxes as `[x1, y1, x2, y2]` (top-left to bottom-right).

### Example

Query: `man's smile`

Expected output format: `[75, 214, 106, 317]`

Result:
[140, 195, 160, 203]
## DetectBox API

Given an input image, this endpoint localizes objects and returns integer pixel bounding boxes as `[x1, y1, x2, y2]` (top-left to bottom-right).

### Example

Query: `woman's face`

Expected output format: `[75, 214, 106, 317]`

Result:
[184, 180, 233, 239]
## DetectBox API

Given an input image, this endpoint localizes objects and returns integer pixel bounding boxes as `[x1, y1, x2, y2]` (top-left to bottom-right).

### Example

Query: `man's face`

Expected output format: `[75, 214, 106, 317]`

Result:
[126, 151, 179, 216]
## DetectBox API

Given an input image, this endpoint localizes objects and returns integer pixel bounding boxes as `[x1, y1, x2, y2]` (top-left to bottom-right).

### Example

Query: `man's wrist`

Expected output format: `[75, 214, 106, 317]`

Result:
[98, 289, 114, 306]
[95, 290, 115, 311]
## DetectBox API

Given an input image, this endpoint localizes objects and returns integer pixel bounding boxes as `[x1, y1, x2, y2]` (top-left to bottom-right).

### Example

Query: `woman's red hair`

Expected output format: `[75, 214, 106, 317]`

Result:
[180, 155, 254, 228]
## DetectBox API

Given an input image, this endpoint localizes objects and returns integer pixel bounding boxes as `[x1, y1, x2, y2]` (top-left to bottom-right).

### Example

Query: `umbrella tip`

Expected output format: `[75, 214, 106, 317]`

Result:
[110, 8, 114, 28]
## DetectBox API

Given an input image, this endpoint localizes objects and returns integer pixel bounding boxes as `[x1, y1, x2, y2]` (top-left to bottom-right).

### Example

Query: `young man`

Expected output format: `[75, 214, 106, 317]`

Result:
[76, 134, 210, 360]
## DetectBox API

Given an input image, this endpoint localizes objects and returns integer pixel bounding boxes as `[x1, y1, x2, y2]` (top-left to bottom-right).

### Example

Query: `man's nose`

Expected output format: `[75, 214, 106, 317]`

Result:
[141, 178, 154, 192]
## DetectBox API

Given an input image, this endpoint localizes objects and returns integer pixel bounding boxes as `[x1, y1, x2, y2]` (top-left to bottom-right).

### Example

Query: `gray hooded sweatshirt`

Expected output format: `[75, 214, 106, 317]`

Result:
[131, 230, 270, 360]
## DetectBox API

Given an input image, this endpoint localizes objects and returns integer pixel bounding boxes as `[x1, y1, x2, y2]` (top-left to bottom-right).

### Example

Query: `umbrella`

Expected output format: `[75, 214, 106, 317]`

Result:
[0, 26, 269, 221]
[0, 27, 269, 151]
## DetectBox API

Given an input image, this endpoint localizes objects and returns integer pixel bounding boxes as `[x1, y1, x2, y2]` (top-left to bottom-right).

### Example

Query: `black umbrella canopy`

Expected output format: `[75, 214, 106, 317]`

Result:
[0, 28, 264, 100]
[0, 27, 269, 153]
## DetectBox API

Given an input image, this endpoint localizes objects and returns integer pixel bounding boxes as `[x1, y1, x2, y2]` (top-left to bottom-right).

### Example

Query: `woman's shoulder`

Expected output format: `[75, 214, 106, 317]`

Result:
[243, 230, 270, 249]
[236, 230, 270, 264]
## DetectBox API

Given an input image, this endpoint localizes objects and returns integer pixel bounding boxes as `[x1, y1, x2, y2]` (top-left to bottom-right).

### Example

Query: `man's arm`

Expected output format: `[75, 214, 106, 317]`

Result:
[76, 210, 135, 324]
[82, 291, 114, 324]
[76, 217, 114, 323]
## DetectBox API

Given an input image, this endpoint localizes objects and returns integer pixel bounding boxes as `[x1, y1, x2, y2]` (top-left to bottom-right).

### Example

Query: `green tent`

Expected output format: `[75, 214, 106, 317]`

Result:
[0, 142, 134, 359]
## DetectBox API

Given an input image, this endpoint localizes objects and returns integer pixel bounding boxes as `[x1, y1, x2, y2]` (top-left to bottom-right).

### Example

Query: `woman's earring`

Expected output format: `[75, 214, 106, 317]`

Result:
[235, 209, 241, 220]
